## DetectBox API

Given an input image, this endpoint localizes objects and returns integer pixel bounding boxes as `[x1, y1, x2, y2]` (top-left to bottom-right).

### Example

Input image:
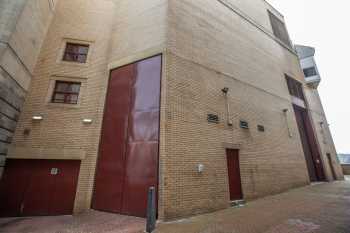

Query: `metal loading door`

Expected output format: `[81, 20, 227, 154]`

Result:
[0, 159, 80, 217]
[93, 55, 161, 218]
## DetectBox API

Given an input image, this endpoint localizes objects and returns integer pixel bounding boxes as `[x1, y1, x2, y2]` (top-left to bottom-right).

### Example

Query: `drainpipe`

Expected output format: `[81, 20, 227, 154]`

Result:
[283, 109, 293, 137]
[222, 87, 233, 126]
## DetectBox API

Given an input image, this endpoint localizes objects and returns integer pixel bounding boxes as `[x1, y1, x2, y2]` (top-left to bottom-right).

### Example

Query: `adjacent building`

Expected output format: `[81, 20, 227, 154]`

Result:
[338, 154, 350, 175]
[0, 0, 344, 220]
[296, 45, 344, 182]
[0, 0, 57, 176]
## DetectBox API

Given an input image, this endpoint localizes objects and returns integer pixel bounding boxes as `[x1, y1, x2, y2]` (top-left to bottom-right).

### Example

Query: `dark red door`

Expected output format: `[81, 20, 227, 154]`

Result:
[226, 149, 243, 201]
[0, 160, 33, 217]
[293, 105, 325, 182]
[93, 55, 161, 217]
[21, 160, 56, 216]
[0, 159, 80, 217]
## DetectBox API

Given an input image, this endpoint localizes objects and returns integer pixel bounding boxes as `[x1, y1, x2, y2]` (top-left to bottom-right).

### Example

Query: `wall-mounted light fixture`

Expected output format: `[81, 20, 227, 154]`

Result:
[222, 87, 233, 126]
[222, 87, 229, 94]
[83, 119, 93, 124]
[32, 115, 43, 121]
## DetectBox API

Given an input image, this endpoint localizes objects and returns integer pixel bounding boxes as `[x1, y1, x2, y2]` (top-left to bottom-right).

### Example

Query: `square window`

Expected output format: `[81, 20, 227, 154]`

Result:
[268, 11, 291, 47]
[51, 81, 81, 104]
[62, 43, 89, 63]
[303, 67, 317, 77]
[285, 75, 305, 101]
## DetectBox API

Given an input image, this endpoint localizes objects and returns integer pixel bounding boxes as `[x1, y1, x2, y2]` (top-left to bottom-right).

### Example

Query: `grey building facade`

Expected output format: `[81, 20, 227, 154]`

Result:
[0, 0, 57, 176]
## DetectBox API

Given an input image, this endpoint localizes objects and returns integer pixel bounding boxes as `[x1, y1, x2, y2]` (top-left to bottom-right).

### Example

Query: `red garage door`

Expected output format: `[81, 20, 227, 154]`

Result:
[93, 55, 161, 218]
[0, 159, 80, 217]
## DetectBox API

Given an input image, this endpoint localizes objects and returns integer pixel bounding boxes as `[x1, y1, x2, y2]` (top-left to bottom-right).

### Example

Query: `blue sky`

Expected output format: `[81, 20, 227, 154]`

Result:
[268, 0, 350, 153]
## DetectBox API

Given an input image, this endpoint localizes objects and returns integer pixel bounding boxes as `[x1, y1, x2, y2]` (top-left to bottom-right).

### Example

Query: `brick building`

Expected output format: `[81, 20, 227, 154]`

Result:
[0, 0, 344, 220]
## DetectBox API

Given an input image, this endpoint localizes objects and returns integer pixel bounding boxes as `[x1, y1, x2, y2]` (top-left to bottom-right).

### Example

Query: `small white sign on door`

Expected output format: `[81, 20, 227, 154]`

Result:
[50, 168, 59, 175]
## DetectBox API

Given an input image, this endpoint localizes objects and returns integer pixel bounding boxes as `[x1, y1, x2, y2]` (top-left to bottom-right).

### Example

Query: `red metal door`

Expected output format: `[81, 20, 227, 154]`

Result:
[0, 160, 33, 217]
[21, 160, 55, 216]
[226, 149, 243, 201]
[92, 63, 134, 213]
[293, 105, 325, 182]
[0, 159, 80, 217]
[48, 160, 81, 215]
[93, 55, 161, 217]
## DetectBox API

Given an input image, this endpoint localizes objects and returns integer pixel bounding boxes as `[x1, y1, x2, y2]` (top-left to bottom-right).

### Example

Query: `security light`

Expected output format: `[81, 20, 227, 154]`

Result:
[83, 119, 93, 124]
[32, 116, 43, 121]
[222, 87, 229, 94]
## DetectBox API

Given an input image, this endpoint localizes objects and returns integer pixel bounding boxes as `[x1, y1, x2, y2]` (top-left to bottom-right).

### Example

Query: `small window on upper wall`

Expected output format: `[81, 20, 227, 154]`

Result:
[63, 43, 89, 63]
[52, 81, 81, 104]
[268, 11, 291, 47]
[285, 75, 305, 101]
[303, 67, 317, 77]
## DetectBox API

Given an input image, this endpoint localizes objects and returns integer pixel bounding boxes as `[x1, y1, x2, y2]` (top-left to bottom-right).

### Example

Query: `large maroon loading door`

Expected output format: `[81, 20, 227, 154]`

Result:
[0, 159, 80, 217]
[293, 105, 325, 182]
[93, 55, 162, 217]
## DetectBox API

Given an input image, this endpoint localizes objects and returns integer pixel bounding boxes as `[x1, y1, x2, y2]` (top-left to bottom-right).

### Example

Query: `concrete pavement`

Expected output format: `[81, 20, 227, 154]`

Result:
[156, 177, 350, 233]
[0, 177, 349, 233]
[0, 211, 145, 233]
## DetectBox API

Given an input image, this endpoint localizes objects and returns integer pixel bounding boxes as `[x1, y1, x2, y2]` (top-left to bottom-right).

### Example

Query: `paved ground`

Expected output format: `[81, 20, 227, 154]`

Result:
[0, 211, 145, 233]
[156, 177, 350, 233]
[0, 177, 349, 233]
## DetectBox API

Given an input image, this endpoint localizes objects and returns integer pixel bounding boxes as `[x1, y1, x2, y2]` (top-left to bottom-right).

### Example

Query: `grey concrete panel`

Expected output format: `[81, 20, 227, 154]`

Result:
[0, 128, 12, 143]
[0, 98, 20, 121]
[0, 42, 6, 58]
[0, 141, 10, 154]
[0, 67, 26, 110]
[0, 114, 17, 132]
[0, 154, 5, 166]
[0, 0, 27, 42]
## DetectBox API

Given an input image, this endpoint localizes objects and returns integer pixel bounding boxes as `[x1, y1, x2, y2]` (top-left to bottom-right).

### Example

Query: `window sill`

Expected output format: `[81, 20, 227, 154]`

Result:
[46, 102, 82, 109]
[58, 60, 90, 68]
